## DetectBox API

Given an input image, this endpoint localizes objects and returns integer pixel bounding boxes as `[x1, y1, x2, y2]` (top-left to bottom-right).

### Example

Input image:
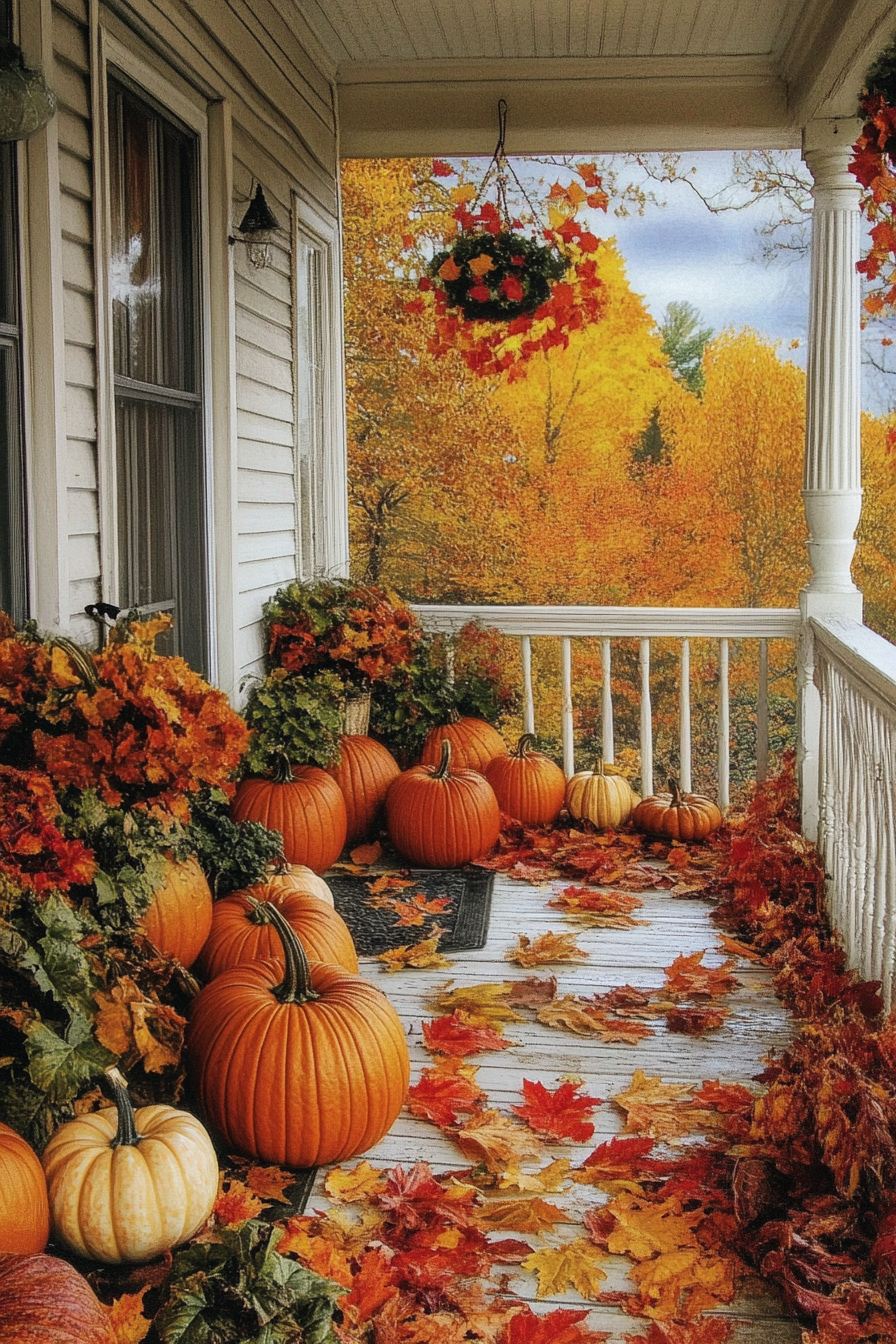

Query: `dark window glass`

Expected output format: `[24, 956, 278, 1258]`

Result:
[0, 0, 28, 623]
[108, 77, 207, 671]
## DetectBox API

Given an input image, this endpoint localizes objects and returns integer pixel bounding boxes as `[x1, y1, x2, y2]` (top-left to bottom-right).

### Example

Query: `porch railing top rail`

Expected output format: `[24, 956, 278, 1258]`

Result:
[412, 604, 802, 640]
[811, 615, 896, 722]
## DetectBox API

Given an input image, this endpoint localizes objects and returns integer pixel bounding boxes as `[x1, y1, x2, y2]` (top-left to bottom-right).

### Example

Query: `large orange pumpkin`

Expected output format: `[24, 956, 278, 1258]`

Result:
[419, 714, 507, 773]
[42, 1070, 218, 1264]
[231, 761, 347, 874]
[0, 1122, 49, 1255]
[485, 734, 566, 825]
[326, 734, 401, 844]
[0, 1253, 114, 1344]
[188, 903, 410, 1169]
[141, 855, 213, 969]
[196, 886, 358, 981]
[386, 739, 501, 868]
[632, 778, 723, 841]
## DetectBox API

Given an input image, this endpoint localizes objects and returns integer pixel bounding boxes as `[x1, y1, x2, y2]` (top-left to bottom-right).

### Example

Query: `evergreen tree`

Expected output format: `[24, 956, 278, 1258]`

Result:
[660, 301, 713, 395]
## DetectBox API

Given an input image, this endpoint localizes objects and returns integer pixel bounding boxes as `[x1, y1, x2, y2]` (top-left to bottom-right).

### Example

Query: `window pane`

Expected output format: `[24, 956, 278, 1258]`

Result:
[109, 82, 197, 392]
[116, 397, 207, 670]
[0, 342, 26, 621]
[296, 236, 325, 577]
[0, 141, 17, 327]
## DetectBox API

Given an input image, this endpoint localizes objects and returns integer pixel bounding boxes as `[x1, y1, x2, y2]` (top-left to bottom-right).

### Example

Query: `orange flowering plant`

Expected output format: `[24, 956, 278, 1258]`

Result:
[0, 765, 96, 893]
[264, 578, 420, 690]
[0, 613, 248, 823]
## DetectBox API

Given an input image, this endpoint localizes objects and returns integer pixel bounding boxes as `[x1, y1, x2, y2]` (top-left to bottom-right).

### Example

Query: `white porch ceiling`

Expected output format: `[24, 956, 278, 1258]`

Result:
[276, 0, 896, 155]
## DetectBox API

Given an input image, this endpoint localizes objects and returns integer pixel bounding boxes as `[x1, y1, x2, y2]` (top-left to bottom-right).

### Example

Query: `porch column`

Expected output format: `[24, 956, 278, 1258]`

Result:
[798, 117, 864, 841]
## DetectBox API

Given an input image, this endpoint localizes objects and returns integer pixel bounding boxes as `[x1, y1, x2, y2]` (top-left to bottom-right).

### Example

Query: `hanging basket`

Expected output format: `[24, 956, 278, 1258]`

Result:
[0, 43, 57, 142]
[429, 228, 567, 323]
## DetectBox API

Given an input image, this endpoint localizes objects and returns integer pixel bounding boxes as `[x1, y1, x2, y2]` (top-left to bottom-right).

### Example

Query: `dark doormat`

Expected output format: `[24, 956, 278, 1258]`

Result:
[326, 866, 495, 956]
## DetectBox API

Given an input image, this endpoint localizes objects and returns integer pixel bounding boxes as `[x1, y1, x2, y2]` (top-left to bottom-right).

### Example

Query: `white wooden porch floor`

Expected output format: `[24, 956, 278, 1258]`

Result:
[310, 871, 802, 1342]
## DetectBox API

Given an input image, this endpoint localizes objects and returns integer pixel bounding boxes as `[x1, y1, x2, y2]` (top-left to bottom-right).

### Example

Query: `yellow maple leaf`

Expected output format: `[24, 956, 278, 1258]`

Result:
[499, 1158, 572, 1193]
[377, 934, 452, 973]
[317, 1205, 386, 1253]
[605, 1191, 701, 1261]
[522, 1237, 607, 1299]
[105, 1288, 151, 1344]
[245, 1164, 295, 1204]
[430, 981, 526, 1025]
[506, 932, 589, 969]
[475, 1196, 567, 1234]
[467, 253, 496, 277]
[630, 1247, 736, 1320]
[453, 1108, 545, 1170]
[324, 1160, 387, 1203]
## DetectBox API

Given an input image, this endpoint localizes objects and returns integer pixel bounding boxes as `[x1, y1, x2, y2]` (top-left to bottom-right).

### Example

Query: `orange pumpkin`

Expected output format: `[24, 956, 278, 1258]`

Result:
[386, 739, 501, 868]
[326, 735, 401, 844]
[485, 734, 566, 825]
[231, 761, 347, 874]
[0, 1122, 49, 1255]
[419, 714, 507, 773]
[188, 902, 410, 1169]
[196, 886, 358, 981]
[0, 1253, 114, 1343]
[141, 855, 213, 969]
[565, 764, 637, 829]
[632, 778, 723, 841]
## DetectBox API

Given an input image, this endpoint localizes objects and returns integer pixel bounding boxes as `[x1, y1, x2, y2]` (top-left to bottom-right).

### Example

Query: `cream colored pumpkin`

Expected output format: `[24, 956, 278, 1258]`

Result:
[565, 764, 636, 829]
[269, 863, 334, 906]
[42, 1072, 218, 1264]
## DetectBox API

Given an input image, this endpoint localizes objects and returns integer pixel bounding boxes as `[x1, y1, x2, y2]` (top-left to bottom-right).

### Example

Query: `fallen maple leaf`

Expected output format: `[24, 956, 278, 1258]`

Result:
[506, 931, 590, 968]
[350, 840, 382, 865]
[430, 981, 527, 1024]
[521, 1237, 607, 1299]
[244, 1163, 295, 1204]
[213, 1177, 267, 1225]
[504, 1303, 611, 1343]
[452, 1108, 545, 1170]
[324, 1160, 388, 1203]
[715, 934, 762, 962]
[377, 933, 453, 972]
[665, 1006, 728, 1035]
[505, 974, 558, 1007]
[623, 1321, 733, 1344]
[367, 873, 418, 894]
[629, 1246, 736, 1320]
[475, 1196, 568, 1234]
[603, 1191, 702, 1261]
[691, 1080, 755, 1113]
[407, 1064, 487, 1126]
[574, 1136, 656, 1188]
[374, 1161, 478, 1230]
[663, 951, 739, 999]
[339, 1247, 399, 1327]
[422, 1012, 516, 1057]
[612, 1071, 710, 1143]
[549, 886, 646, 928]
[536, 995, 607, 1037]
[511, 1078, 601, 1143]
[105, 1288, 151, 1344]
[276, 1222, 353, 1286]
[499, 1158, 572, 1193]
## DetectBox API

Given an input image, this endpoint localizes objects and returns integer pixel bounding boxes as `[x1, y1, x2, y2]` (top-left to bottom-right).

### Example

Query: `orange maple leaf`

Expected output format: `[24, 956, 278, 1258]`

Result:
[324, 1159, 388, 1203]
[452, 1108, 545, 1170]
[105, 1288, 151, 1344]
[663, 951, 739, 1000]
[475, 1195, 567, 1234]
[244, 1163, 296, 1204]
[377, 933, 452, 972]
[507, 932, 589, 968]
[407, 1063, 487, 1126]
[213, 1178, 267, 1226]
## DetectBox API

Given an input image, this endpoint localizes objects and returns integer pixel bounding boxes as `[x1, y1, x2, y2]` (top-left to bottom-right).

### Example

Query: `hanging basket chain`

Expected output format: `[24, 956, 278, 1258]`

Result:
[468, 99, 544, 234]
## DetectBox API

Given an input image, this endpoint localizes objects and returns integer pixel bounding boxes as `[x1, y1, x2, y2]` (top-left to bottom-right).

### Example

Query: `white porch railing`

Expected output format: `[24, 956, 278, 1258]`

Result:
[412, 605, 801, 803]
[814, 616, 896, 1010]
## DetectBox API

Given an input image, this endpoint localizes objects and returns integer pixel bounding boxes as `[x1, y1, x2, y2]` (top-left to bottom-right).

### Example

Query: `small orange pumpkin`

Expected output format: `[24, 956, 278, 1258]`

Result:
[632, 778, 723, 841]
[196, 886, 358, 981]
[231, 759, 347, 874]
[326, 735, 401, 845]
[419, 714, 507, 773]
[485, 734, 565, 825]
[565, 763, 637, 830]
[386, 739, 501, 868]
[141, 855, 213, 969]
[0, 1122, 49, 1255]
[188, 901, 410, 1169]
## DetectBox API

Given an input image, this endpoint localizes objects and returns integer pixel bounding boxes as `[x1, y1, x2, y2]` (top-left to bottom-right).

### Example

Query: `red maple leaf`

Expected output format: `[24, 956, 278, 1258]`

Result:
[422, 1013, 516, 1057]
[511, 1078, 602, 1142]
[502, 1304, 610, 1343]
[374, 1161, 478, 1232]
[581, 1135, 655, 1179]
[339, 1248, 398, 1327]
[406, 1067, 486, 1127]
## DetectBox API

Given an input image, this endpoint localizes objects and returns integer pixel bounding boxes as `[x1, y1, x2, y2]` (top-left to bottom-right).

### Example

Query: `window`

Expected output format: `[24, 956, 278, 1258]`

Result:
[295, 231, 325, 578]
[0, 0, 27, 623]
[108, 76, 208, 670]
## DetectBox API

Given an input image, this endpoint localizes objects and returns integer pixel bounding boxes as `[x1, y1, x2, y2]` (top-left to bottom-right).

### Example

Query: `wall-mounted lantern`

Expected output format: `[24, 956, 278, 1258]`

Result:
[0, 42, 57, 142]
[229, 184, 281, 270]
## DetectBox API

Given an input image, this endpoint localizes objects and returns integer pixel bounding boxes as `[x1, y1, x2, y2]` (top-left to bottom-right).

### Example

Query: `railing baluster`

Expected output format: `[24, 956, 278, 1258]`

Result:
[601, 637, 614, 764]
[521, 635, 535, 736]
[639, 638, 653, 797]
[679, 638, 691, 793]
[561, 637, 574, 778]
[718, 637, 730, 808]
[756, 638, 769, 782]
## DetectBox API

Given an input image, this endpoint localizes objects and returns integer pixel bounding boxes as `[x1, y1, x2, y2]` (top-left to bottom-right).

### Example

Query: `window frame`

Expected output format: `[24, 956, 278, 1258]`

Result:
[94, 29, 217, 678]
[292, 187, 349, 579]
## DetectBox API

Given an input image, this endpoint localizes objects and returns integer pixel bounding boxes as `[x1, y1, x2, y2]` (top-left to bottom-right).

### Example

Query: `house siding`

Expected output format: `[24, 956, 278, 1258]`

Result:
[30, 0, 342, 693]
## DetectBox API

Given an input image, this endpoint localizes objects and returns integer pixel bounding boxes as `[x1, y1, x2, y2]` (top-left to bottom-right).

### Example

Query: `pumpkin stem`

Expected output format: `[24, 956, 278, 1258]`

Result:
[247, 895, 320, 1005]
[668, 777, 682, 806]
[106, 1067, 142, 1148]
[513, 733, 536, 758]
[246, 896, 275, 926]
[435, 738, 452, 779]
[270, 751, 295, 785]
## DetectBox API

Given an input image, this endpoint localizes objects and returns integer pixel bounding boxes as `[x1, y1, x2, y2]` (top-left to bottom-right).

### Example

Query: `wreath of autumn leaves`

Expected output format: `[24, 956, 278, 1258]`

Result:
[406, 162, 610, 380]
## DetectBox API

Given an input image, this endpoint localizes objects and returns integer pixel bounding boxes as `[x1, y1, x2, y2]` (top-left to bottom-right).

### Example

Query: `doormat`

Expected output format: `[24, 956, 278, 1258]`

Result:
[326, 867, 495, 956]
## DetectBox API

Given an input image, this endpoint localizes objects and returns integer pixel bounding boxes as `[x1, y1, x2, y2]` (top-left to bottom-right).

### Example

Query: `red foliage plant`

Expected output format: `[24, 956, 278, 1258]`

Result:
[0, 766, 96, 892]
